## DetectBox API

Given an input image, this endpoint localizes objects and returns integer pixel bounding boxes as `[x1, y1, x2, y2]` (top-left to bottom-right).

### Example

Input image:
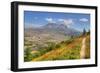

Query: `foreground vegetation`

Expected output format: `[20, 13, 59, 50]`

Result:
[24, 32, 90, 62]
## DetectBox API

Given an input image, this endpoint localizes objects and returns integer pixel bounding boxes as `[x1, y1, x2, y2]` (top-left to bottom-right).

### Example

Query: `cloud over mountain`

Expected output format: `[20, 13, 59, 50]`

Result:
[45, 18, 55, 23]
[80, 18, 88, 22]
[58, 19, 74, 27]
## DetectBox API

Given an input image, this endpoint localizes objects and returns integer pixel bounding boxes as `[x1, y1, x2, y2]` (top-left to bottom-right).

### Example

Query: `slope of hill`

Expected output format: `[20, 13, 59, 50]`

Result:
[31, 34, 90, 61]
[24, 22, 81, 50]
[25, 22, 80, 37]
[43, 23, 81, 36]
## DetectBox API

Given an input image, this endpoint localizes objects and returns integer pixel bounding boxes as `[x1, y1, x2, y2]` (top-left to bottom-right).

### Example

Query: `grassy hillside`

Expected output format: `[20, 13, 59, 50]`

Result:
[31, 35, 90, 61]
[24, 34, 90, 62]
[85, 35, 90, 58]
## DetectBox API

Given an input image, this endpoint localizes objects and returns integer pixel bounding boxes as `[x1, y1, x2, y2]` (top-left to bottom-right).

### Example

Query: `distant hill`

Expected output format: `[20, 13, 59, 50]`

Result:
[43, 22, 81, 36]
[24, 22, 81, 50]
[25, 22, 81, 37]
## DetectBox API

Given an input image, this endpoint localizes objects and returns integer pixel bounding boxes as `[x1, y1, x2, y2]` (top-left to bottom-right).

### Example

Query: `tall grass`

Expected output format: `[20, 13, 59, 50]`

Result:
[24, 34, 90, 62]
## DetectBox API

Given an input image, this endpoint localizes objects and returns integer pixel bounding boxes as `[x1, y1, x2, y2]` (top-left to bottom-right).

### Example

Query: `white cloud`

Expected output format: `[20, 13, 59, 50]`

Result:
[58, 19, 74, 27]
[45, 18, 55, 23]
[63, 19, 73, 25]
[80, 18, 88, 22]
[58, 19, 64, 21]
[45, 18, 74, 27]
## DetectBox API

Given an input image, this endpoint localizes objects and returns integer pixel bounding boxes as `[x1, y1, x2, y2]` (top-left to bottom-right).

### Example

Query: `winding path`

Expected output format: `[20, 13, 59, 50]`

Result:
[80, 38, 86, 59]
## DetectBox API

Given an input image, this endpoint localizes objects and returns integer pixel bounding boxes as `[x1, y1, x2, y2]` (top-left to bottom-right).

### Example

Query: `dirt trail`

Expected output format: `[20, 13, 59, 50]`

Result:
[80, 38, 86, 59]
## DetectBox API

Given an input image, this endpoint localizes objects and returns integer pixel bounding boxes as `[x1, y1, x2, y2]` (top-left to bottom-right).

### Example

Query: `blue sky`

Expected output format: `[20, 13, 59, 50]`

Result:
[24, 11, 90, 32]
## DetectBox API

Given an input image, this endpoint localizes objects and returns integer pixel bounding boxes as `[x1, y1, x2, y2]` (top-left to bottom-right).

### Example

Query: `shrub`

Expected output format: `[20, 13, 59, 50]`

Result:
[24, 48, 33, 62]
[55, 44, 61, 48]
[32, 52, 41, 59]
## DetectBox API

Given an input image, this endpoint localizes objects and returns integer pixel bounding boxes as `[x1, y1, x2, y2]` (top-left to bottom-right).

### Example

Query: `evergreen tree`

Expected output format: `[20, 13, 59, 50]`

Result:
[83, 28, 86, 36]
[87, 29, 90, 35]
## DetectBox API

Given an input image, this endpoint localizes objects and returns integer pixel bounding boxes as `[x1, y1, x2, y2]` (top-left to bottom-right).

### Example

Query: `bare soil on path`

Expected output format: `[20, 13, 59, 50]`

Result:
[80, 38, 86, 59]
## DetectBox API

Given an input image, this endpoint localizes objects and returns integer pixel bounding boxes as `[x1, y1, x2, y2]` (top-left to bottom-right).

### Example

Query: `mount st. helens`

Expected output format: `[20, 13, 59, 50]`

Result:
[24, 22, 81, 50]
[24, 22, 90, 62]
